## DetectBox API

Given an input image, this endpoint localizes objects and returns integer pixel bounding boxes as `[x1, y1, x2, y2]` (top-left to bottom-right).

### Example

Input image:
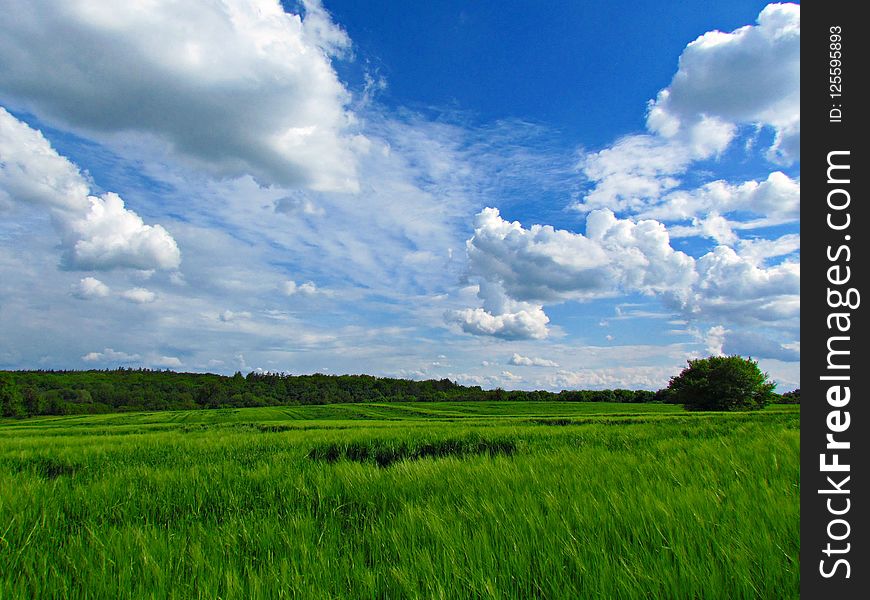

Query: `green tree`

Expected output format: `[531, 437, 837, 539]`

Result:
[780, 388, 800, 404]
[667, 355, 776, 411]
[0, 375, 25, 417]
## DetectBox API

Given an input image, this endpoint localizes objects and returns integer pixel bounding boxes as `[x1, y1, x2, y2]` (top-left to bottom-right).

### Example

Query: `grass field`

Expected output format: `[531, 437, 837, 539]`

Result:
[0, 402, 799, 599]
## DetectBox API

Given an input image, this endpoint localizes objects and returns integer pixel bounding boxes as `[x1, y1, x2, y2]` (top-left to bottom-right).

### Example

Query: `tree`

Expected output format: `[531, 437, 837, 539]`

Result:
[0, 375, 25, 418]
[666, 355, 776, 411]
[780, 388, 800, 404]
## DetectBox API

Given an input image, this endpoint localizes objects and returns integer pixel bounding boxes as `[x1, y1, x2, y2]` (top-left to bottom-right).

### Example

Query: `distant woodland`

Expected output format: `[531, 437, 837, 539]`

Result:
[0, 369, 798, 418]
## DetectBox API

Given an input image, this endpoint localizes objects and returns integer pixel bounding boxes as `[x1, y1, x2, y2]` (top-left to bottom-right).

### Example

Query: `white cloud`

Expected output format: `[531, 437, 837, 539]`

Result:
[696, 245, 799, 301]
[283, 280, 320, 296]
[0, 0, 364, 191]
[682, 245, 800, 324]
[737, 233, 800, 265]
[0, 107, 180, 271]
[120, 287, 156, 304]
[704, 325, 727, 356]
[465, 207, 695, 304]
[509, 353, 559, 368]
[446, 279, 550, 340]
[448, 306, 550, 341]
[151, 355, 182, 368]
[450, 208, 701, 339]
[0, 108, 89, 212]
[466, 207, 608, 303]
[579, 4, 800, 213]
[71, 276, 110, 299]
[584, 210, 698, 298]
[60, 193, 181, 271]
[647, 3, 800, 164]
[577, 121, 734, 213]
[638, 171, 800, 223]
[699, 214, 737, 246]
[82, 348, 140, 362]
[577, 134, 689, 214]
[545, 365, 681, 391]
[453, 207, 798, 338]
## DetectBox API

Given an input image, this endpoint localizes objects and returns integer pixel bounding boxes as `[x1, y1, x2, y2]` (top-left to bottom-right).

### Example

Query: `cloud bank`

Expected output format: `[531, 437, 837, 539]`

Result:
[0, 0, 365, 191]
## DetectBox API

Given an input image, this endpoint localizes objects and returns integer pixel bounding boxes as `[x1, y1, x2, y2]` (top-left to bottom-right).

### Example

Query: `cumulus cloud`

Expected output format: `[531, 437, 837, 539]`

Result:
[682, 245, 799, 324]
[509, 353, 559, 368]
[0, 107, 180, 271]
[584, 210, 698, 298]
[82, 348, 140, 362]
[0, 0, 364, 191]
[446, 279, 550, 340]
[579, 4, 800, 213]
[647, 3, 800, 164]
[120, 287, 156, 304]
[59, 193, 181, 271]
[449, 305, 550, 340]
[452, 208, 798, 338]
[450, 208, 699, 339]
[71, 276, 110, 299]
[466, 207, 695, 304]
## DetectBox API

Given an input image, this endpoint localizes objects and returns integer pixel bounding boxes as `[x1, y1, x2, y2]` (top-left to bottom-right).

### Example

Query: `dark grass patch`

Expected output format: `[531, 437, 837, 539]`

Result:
[527, 418, 576, 426]
[251, 423, 297, 433]
[307, 435, 518, 468]
[6, 456, 78, 479]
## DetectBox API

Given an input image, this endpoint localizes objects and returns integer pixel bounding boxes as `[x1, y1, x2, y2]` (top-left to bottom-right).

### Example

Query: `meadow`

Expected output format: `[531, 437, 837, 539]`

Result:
[0, 402, 799, 599]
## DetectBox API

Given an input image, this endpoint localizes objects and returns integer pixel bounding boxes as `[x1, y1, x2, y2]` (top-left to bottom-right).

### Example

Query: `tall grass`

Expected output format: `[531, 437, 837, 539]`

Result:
[0, 404, 799, 598]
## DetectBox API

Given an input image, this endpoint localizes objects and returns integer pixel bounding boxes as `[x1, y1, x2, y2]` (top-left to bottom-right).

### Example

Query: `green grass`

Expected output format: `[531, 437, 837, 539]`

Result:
[0, 403, 799, 599]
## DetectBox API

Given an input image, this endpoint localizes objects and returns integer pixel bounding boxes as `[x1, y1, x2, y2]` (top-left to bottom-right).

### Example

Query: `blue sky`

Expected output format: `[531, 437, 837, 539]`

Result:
[0, 1, 800, 391]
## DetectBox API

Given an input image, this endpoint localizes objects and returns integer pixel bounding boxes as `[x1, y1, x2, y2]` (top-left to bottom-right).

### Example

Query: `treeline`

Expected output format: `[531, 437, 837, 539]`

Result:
[0, 369, 674, 418]
[0, 369, 798, 418]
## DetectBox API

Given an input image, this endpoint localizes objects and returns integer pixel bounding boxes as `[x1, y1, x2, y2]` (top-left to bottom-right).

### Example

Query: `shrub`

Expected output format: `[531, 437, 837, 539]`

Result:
[667, 355, 776, 411]
[780, 388, 800, 404]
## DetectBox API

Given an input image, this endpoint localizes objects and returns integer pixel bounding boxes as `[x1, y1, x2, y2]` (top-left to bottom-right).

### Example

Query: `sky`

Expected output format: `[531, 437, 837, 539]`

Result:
[0, 1, 800, 391]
